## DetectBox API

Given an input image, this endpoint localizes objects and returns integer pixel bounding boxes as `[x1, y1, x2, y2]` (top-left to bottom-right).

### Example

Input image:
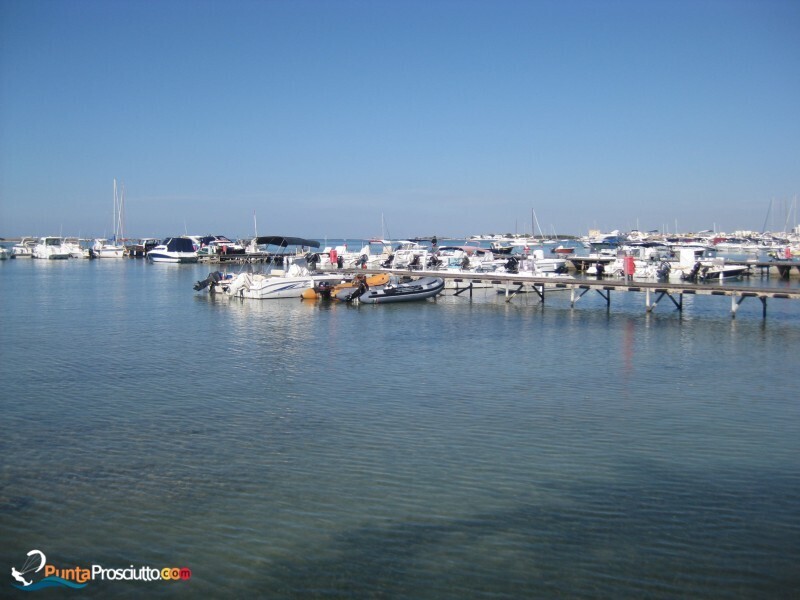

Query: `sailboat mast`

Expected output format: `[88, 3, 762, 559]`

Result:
[532, 208, 544, 240]
[113, 179, 117, 241]
[119, 183, 125, 242]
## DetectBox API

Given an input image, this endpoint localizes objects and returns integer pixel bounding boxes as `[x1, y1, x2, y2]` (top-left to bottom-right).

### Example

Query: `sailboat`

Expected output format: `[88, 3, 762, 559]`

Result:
[92, 180, 126, 258]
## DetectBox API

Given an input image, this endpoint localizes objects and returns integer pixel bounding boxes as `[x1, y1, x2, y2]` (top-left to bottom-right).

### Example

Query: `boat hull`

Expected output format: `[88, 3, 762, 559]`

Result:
[358, 277, 445, 304]
[148, 252, 198, 263]
[214, 272, 344, 299]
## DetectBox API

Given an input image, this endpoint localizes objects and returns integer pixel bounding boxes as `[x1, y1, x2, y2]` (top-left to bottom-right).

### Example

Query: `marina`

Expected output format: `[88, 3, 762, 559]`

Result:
[4, 2, 800, 596]
[348, 267, 800, 318]
[1, 256, 798, 597]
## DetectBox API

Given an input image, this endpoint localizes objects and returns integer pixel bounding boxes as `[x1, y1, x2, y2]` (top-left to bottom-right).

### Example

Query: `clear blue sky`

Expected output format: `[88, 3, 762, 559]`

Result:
[1, 0, 798, 239]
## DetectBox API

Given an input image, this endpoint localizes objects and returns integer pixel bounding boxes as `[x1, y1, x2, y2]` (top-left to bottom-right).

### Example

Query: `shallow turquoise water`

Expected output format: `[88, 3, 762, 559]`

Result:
[1, 257, 799, 598]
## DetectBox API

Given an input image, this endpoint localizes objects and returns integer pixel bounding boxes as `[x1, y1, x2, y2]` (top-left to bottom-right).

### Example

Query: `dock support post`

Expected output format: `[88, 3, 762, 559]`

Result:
[505, 283, 524, 303]
[453, 281, 473, 298]
[595, 288, 611, 310]
[761, 297, 767, 318]
[530, 284, 545, 304]
[571, 287, 591, 307]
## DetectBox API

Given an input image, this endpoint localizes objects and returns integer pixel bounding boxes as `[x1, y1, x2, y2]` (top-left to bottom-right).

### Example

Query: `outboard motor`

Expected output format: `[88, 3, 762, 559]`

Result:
[306, 252, 320, 270]
[504, 256, 519, 273]
[682, 261, 702, 282]
[193, 271, 223, 292]
[316, 280, 333, 299]
[595, 262, 605, 279]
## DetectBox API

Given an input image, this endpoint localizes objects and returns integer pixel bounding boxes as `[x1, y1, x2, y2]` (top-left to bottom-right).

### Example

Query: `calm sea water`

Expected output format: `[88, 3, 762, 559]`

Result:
[1, 254, 799, 598]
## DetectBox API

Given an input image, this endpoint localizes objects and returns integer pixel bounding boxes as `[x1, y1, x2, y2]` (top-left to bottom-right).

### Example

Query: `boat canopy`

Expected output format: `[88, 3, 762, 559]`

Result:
[164, 237, 196, 252]
[254, 236, 320, 249]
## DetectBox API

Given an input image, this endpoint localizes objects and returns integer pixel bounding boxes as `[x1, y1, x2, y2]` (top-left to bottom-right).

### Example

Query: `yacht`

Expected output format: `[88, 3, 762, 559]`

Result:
[147, 237, 198, 263]
[32, 237, 70, 260]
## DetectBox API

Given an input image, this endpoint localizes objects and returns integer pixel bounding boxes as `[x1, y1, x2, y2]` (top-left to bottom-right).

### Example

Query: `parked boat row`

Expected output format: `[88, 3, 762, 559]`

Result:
[192, 236, 447, 304]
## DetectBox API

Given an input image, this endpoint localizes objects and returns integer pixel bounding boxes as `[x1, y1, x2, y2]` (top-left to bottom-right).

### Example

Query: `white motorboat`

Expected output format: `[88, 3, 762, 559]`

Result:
[63, 238, 89, 258]
[32, 237, 70, 259]
[147, 237, 198, 263]
[668, 248, 748, 282]
[388, 241, 433, 270]
[0, 246, 9, 260]
[12, 237, 36, 257]
[194, 236, 343, 299]
[127, 238, 159, 258]
[196, 235, 246, 257]
[203, 262, 344, 299]
[521, 249, 567, 274]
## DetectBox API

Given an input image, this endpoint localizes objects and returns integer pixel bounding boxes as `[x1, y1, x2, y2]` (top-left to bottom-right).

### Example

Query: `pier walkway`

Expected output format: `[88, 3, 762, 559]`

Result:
[347, 268, 800, 319]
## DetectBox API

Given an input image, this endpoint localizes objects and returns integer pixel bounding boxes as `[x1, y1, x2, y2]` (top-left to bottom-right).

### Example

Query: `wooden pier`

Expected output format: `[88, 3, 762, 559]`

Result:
[566, 255, 800, 279]
[343, 268, 800, 319]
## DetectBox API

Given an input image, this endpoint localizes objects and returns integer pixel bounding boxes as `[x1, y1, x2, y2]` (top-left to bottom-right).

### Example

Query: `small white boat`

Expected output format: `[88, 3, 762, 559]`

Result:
[91, 238, 125, 258]
[194, 236, 342, 299]
[12, 237, 36, 257]
[666, 249, 748, 282]
[206, 263, 343, 299]
[32, 237, 70, 260]
[0, 246, 9, 260]
[147, 237, 198, 263]
[388, 241, 433, 270]
[62, 238, 90, 258]
[127, 238, 159, 258]
[197, 235, 246, 257]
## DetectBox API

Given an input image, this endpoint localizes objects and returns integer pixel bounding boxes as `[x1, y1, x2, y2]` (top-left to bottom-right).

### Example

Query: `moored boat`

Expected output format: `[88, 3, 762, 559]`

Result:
[194, 236, 343, 299]
[148, 237, 198, 263]
[126, 238, 159, 258]
[327, 273, 390, 301]
[92, 238, 125, 258]
[358, 276, 444, 304]
[32, 237, 70, 260]
[12, 237, 36, 257]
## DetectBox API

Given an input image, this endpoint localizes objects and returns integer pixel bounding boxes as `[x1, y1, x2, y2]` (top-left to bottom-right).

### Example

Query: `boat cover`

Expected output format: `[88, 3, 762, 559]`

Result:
[254, 236, 321, 249]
